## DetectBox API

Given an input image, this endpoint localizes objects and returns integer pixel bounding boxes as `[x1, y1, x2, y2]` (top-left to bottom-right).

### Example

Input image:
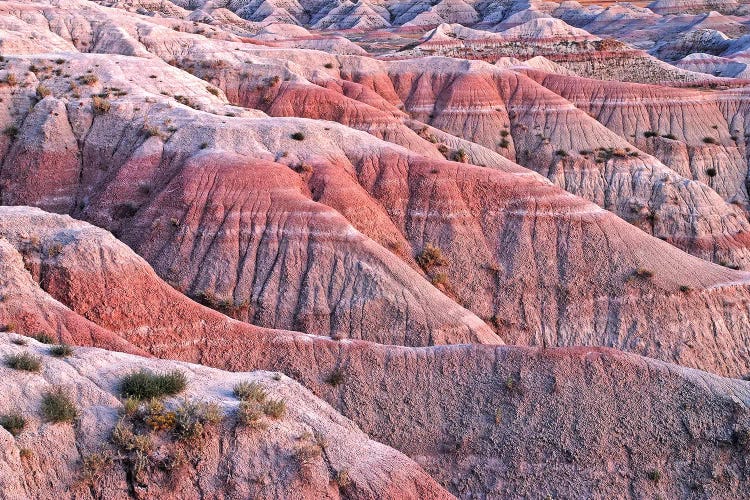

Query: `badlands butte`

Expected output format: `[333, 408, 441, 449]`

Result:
[2, 0, 750, 498]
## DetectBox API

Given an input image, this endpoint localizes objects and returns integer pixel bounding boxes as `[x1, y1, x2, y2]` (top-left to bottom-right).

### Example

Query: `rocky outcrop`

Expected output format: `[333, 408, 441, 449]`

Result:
[652, 29, 732, 61]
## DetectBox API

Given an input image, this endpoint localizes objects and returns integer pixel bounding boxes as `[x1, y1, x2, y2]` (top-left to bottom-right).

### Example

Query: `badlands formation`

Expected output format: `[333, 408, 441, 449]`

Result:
[1, 0, 750, 498]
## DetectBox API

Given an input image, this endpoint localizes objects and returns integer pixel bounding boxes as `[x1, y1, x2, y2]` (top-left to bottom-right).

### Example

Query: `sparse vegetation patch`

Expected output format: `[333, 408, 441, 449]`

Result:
[326, 368, 346, 387]
[41, 386, 77, 423]
[416, 243, 447, 272]
[92, 96, 110, 115]
[120, 369, 187, 400]
[34, 333, 55, 344]
[49, 344, 73, 357]
[0, 412, 26, 436]
[234, 381, 267, 402]
[3, 125, 19, 139]
[80, 73, 98, 85]
[5, 352, 41, 372]
[263, 399, 286, 419]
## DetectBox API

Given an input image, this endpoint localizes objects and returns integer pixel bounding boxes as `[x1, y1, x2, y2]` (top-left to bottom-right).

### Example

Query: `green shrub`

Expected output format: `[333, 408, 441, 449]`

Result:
[634, 268, 654, 279]
[326, 368, 346, 387]
[79, 452, 112, 484]
[294, 162, 313, 174]
[335, 468, 351, 488]
[173, 399, 222, 440]
[112, 420, 152, 453]
[416, 244, 447, 272]
[49, 344, 73, 357]
[121, 397, 139, 416]
[47, 242, 63, 257]
[110, 420, 135, 451]
[5, 352, 42, 372]
[291, 132, 305, 141]
[41, 387, 77, 423]
[431, 272, 449, 287]
[0, 412, 26, 436]
[643, 131, 659, 138]
[263, 399, 286, 419]
[233, 381, 267, 402]
[703, 137, 717, 144]
[36, 85, 51, 99]
[205, 86, 219, 96]
[143, 125, 160, 137]
[720, 260, 741, 270]
[3, 125, 19, 139]
[705, 167, 717, 177]
[120, 369, 187, 400]
[451, 148, 468, 163]
[140, 399, 176, 431]
[296, 441, 322, 466]
[174, 95, 199, 109]
[238, 400, 265, 428]
[80, 73, 98, 85]
[647, 469, 661, 482]
[34, 333, 55, 344]
[92, 96, 110, 115]
[324, 63, 334, 69]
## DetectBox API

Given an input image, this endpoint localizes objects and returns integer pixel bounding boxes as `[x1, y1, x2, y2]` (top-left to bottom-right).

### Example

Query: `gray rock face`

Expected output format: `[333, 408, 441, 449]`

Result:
[652, 29, 732, 61]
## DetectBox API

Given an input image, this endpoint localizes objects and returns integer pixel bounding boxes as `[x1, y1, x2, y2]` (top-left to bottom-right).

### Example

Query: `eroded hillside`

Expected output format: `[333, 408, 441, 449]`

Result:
[2, 0, 750, 498]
